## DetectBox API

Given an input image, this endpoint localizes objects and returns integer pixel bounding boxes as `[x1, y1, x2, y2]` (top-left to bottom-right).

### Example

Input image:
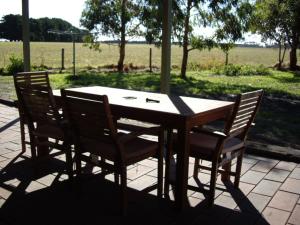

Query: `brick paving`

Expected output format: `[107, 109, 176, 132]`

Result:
[1, 103, 300, 225]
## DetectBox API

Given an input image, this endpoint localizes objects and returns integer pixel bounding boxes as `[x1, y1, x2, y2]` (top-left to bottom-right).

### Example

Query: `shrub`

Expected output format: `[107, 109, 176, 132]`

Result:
[6, 55, 24, 74]
[0, 67, 4, 75]
[255, 64, 271, 75]
[32, 64, 49, 71]
[187, 61, 223, 71]
[213, 64, 271, 76]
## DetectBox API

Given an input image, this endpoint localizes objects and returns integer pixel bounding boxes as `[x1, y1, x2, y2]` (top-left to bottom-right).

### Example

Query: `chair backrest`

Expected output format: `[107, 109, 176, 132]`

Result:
[224, 90, 263, 139]
[60, 89, 118, 144]
[13, 71, 61, 128]
[14, 71, 50, 88]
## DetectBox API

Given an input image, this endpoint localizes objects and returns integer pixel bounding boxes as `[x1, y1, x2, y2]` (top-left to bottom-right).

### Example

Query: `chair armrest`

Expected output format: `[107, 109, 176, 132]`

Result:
[191, 127, 227, 139]
[117, 126, 160, 143]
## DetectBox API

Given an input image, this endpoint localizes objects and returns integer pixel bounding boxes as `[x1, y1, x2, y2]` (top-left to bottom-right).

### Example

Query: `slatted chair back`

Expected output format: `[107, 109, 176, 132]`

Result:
[224, 90, 263, 139]
[13, 71, 61, 129]
[14, 71, 50, 88]
[60, 89, 118, 145]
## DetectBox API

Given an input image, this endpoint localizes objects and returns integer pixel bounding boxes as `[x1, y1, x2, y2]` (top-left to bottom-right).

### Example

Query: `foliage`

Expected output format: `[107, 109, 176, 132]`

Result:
[0, 14, 22, 41]
[32, 64, 50, 71]
[190, 36, 216, 51]
[213, 1, 254, 42]
[187, 61, 223, 71]
[213, 64, 271, 76]
[141, 0, 254, 79]
[6, 55, 23, 74]
[251, 0, 300, 70]
[0, 14, 87, 42]
[140, 0, 185, 45]
[82, 34, 101, 52]
[218, 42, 235, 65]
[80, 0, 142, 72]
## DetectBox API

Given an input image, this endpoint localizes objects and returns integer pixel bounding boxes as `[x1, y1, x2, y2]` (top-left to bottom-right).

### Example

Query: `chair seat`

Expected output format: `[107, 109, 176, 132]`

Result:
[33, 124, 65, 140]
[189, 132, 245, 160]
[172, 132, 244, 160]
[79, 135, 158, 165]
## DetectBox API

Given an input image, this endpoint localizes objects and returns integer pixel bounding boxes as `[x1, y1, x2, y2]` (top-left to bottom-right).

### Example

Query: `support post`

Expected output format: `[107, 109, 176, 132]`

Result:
[149, 47, 152, 73]
[72, 38, 75, 76]
[22, 0, 30, 72]
[61, 48, 65, 70]
[160, 0, 172, 94]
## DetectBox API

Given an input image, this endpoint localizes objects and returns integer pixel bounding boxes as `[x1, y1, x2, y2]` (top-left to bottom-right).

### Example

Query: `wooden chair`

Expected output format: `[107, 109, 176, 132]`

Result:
[14, 71, 50, 153]
[60, 89, 163, 215]
[165, 90, 263, 205]
[13, 71, 73, 179]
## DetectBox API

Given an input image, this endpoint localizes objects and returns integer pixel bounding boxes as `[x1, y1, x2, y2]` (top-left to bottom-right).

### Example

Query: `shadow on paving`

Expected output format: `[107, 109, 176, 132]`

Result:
[0, 155, 269, 225]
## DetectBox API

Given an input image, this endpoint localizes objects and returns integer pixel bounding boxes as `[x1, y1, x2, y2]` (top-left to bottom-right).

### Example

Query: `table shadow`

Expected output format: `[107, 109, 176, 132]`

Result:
[0, 154, 269, 225]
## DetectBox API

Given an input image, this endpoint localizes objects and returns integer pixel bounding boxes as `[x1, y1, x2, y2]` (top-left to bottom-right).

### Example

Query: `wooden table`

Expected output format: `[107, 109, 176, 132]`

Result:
[54, 86, 234, 210]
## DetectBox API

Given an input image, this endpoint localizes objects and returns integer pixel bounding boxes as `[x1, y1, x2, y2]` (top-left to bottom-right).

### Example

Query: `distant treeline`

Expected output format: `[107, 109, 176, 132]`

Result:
[103, 40, 267, 48]
[0, 14, 88, 42]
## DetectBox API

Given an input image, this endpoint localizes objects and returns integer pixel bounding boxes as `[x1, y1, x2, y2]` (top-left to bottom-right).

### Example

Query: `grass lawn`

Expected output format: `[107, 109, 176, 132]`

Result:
[1, 69, 299, 152]
[46, 69, 300, 98]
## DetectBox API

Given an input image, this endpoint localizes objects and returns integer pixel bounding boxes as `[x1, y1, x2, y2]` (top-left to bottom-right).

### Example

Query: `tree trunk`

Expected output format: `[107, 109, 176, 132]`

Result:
[180, 0, 192, 80]
[281, 44, 287, 66]
[118, 0, 126, 72]
[22, 0, 31, 72]
[278, 41, 282, 70]
[225, 52, 229, 65]
[289, 35, 299, 71]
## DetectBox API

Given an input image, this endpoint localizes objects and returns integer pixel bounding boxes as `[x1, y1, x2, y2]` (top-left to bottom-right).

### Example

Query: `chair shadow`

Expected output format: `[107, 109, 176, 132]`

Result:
[0, 154, 270, 225]
[0, 156, 176, 225]
[0, 117, 20, 133]
[166, 175, 270, 225]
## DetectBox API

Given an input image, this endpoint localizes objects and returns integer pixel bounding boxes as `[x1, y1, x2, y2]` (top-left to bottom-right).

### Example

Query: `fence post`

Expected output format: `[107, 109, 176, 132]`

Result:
[72, 40, 76, 76]
[149, 47, 152, 73]
[61, 48, 65, 70]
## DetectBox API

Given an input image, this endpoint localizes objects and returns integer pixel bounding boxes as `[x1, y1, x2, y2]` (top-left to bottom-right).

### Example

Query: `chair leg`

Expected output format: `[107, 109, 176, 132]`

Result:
[221, 153, 232, 182]
[101, 157, 107, 175]
[75, 148, 82, 176]
[30, 135, 37, 159]
[164, 128, 173, 197]
[234, 148, 244, 188]
[65, 144, 73, 180]
[157, 139, 164, 198]
[120, 166, 127, 216]
[114, 172, 120, 185]
[20, 119, 26, 153]
[193, 158, 200, 178]
[209, 161, 218, 206]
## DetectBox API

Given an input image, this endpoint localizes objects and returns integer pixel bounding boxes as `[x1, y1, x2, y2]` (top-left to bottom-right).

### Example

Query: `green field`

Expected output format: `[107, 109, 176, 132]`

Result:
[1, 42, 298, 69]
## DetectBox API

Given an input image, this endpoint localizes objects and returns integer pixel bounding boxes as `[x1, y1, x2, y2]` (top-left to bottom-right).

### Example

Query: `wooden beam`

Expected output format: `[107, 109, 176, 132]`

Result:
[160, 0, 172, 94]
[22, 0, 30, 72]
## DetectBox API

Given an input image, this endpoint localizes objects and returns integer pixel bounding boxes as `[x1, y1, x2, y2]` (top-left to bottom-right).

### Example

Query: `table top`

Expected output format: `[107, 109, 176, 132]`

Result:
[53, 86, 233, 116]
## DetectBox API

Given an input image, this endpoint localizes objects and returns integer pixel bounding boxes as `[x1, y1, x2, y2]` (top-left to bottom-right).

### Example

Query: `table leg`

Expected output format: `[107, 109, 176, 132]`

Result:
[37, 136, 50, 157]
[175, 124, 190, 211]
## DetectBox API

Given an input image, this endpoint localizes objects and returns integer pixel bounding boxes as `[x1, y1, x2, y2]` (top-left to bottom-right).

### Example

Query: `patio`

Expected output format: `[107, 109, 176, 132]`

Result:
[1, 102, 300, 225]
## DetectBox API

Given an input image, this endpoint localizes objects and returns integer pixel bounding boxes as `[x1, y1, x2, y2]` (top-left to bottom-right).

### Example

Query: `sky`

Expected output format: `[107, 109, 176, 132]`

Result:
[0, 0, 262, 44]
[0, 0, 85, 28]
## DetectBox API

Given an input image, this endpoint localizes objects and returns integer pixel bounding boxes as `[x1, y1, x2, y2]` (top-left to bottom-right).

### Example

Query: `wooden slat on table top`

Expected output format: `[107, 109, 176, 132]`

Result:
[53, 86, 233, 116]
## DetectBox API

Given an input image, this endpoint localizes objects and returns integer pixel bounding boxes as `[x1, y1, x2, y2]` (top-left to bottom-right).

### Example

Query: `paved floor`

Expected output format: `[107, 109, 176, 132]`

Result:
[1, 103, 300, 225]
